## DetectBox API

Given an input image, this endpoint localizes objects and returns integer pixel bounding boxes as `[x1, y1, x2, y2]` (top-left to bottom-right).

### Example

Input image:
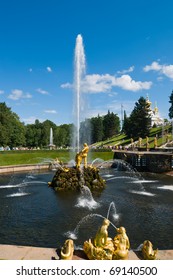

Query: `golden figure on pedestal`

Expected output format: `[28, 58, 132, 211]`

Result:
[113, 226, 130, 260]
[141, 240, 158, 260]
[94, 218, 110, 247]
[75, 143, 89, 168]
[60, 239, 74, 260]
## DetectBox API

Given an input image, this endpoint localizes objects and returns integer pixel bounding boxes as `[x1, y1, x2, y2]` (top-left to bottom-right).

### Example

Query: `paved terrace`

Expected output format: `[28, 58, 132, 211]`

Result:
[0, 163, 50, 174]
[0, 244, 172, 260]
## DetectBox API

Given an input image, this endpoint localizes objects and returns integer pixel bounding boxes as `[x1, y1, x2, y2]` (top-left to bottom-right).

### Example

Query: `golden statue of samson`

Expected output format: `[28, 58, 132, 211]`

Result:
[75, 143, 89, 168]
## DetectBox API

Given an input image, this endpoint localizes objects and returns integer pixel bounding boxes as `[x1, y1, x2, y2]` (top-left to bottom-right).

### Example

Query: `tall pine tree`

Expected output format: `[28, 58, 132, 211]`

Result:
[123, 97, 151, 138]
[168, 90, 173, 119]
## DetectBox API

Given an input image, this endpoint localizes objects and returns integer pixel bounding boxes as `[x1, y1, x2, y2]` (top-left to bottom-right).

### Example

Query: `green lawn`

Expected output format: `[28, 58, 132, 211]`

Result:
[0, 150, 114, 166]
[0, 124, 172, 167]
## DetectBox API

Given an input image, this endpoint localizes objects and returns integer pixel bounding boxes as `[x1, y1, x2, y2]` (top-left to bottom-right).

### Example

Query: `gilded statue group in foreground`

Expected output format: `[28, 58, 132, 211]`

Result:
[60, 218, 157, 260]
[83, 218, 130, 260]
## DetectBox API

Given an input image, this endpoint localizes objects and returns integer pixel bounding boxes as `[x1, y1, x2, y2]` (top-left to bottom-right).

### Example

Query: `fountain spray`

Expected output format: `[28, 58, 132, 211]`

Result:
[73, 34, 86, 152]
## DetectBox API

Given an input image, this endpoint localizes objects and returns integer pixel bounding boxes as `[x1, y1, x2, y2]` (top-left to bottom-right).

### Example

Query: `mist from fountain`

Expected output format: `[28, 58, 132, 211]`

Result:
[0, 181, 47, 189]
[75, 185, 100, 210]
[106, 201, 119, 221]
[1, 173, 48, 198]
[91, 158, 105, 166]
[97, 159, 144, 179]
[94, 158, 158, 197]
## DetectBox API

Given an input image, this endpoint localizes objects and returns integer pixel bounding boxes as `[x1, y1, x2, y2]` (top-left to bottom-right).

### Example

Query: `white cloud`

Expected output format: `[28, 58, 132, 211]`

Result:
[61, 82, 72, 89]
[44, 109, 57, 114]
[143, 61, 173, 79]
[117, 66, 135, 74]
[82, 74, 152, 93]
[8, 89, 32, 100]
[61, 73, 152, 94]
[82, 74, 114, 93]
[25, 93, 32, 98]
[114, 75, 152, 91]
[108, 92, 118, 97]
[46, 66, 52, 72]
[162, 65, 173, 79]
[36, 88, 49, 95]
[143, 61, 162, 72]
[0, 90, 4, 94]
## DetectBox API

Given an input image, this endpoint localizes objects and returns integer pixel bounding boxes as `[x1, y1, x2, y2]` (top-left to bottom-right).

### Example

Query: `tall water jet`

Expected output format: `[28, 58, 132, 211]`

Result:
[50, 127, 53, 145]
[73, 34, 86, 152]
[49, 127, 54, 149]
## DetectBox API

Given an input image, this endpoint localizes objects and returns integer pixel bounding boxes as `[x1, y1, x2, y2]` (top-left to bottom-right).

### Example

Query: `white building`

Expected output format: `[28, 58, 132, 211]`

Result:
[146, 95, 164, 127]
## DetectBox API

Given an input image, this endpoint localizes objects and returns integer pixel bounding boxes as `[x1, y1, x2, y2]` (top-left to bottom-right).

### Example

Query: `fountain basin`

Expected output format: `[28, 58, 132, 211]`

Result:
[0, 167, 172, 251]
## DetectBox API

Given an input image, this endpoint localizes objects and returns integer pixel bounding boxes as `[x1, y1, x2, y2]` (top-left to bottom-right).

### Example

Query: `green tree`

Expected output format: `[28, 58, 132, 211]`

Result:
[91, 115, 103, 143]
[103, 110, 120, 140]
[124, 96, 151, 138]
[122, 110, 127, 133]
[0, 102, 26, 147]
[25, 120, 43, 148]
[25, 124, 35, 147]
[25, 119, 57, 148]
[54, 124, 71, 147]
[33, 120, 42, 147]
[10, 121, 26, 147]
[0, 123, 10, 146]
[122, 114, 132, 137]
[168, 90, 173, 119]
[41, 120, 57, 147]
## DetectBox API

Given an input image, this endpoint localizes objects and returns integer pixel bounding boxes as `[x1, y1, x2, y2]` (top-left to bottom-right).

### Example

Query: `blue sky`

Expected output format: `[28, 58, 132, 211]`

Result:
[0, 0, 173, 125]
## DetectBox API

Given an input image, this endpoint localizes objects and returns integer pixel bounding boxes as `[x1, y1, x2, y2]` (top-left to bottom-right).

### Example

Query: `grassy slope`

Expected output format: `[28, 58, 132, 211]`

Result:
[93, 124, 173, 149]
